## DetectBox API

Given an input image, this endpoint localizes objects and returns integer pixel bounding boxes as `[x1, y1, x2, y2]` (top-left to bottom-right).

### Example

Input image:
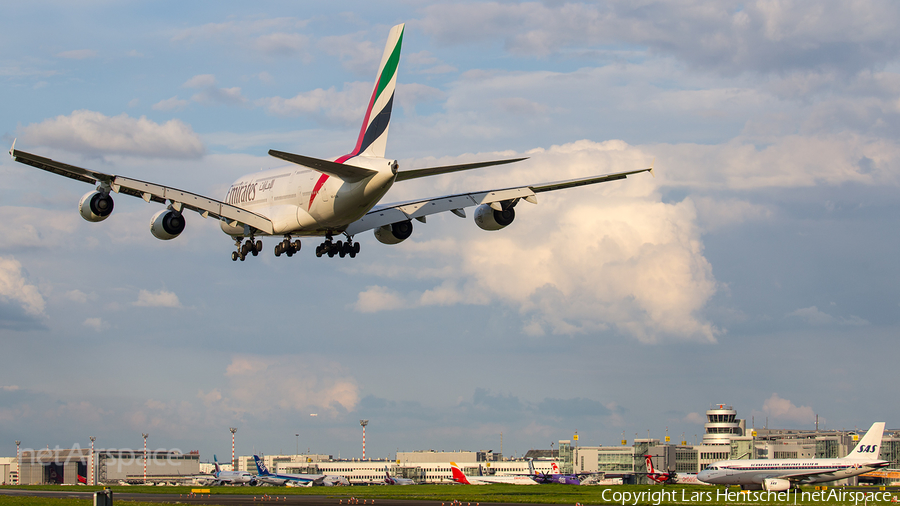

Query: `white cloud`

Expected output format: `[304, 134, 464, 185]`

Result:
[65, 290, 90, 303]
[152, 96, 189, 112]
[56, 49, 96, 60]
[1, 385, 20, 392]
[0, 207, 79, 249]
[354, 286, 406, 313]
[756, 393, 815, 424]
[684, 412, 705, 424]
[0, 256, 45, 317]
[353, 140, 720, 343]
[133, 289, 181, 308]
[691, 197, 773, 232]
[83, 317, 109, 331]
[213, 355, 359, 417]
[19, 110, 205, 159]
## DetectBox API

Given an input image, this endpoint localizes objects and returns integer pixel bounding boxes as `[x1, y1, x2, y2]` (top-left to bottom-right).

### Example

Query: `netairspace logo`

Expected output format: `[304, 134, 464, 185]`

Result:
[599, 488, 898, 506]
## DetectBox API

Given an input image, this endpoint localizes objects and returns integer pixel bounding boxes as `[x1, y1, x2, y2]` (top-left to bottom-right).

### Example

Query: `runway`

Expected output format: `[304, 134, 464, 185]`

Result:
[0, 489, 563, 506]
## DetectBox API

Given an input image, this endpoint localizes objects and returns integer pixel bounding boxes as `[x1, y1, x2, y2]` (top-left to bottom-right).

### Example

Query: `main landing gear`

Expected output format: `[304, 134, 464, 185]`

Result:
[231, 237, 262, 261]
[315, 234, 360, 258]
[274, 237, 301, 257]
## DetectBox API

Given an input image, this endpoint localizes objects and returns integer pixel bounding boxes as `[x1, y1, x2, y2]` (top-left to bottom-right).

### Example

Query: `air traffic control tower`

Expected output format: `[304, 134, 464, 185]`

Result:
[702, 404, 745, 445]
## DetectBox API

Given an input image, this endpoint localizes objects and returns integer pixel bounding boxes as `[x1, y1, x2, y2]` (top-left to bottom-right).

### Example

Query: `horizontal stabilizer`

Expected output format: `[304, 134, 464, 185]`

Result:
[269, 149, 377, 183]
[395, 157, 528, 182]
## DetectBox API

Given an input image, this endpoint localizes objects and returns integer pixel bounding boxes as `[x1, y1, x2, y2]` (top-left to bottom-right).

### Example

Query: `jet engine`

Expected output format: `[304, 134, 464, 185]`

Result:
[78, 190, 114, 222]
[374, 220, 413, 245]
[474, 203, 515, 231]
[149, 209, 186, 240]
[762, 478, 791, 492]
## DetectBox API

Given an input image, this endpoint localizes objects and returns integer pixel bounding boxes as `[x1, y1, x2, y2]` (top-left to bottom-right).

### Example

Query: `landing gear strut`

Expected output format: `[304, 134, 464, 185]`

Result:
[231, 237, 262, 261]
[316, 234, 360, 258]
[274, 236, 301, 257]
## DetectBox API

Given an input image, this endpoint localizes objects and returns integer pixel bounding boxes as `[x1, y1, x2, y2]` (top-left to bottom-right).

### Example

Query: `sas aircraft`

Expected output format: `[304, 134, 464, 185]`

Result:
[9, 23, 652, 262]
[697, 422, 889, 491]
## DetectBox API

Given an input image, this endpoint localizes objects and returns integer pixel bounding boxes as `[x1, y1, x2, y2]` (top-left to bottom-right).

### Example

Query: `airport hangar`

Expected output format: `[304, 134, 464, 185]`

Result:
[6, 405, 900, 485]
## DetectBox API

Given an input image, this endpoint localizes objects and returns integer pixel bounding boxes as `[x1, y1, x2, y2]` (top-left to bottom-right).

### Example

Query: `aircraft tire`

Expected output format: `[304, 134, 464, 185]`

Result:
[354, 243, 361, 254]
[232, 251, 238, 261]
[256, 240, 262, 252]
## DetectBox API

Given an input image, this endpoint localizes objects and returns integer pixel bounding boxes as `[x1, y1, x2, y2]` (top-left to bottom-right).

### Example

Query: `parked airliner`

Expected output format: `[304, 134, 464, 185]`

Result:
[697, 422, 888, 491]
[9, 23, 652, 262]
[253, 455, 348, 487]
[449, 462, 537, 485]
[207, 455, 256, 486]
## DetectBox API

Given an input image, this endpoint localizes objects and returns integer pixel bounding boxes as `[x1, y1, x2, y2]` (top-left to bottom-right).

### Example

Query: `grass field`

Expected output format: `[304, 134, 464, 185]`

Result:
[2, 484, 899, 506]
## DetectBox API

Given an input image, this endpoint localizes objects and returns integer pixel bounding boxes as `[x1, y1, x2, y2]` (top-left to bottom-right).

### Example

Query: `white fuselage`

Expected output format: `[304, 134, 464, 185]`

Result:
[220, 155, 397, 237]
[697, 457, 888, 487]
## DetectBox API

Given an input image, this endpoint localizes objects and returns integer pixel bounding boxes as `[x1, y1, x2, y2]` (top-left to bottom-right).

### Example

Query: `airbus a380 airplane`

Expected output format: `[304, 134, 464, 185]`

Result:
[9, 23, 652, 262]
[697, 422, 889, 491]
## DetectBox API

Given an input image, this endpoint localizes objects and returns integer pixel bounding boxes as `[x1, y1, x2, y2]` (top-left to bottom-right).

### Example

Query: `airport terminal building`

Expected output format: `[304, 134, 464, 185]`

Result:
[6, 404, 899, 485]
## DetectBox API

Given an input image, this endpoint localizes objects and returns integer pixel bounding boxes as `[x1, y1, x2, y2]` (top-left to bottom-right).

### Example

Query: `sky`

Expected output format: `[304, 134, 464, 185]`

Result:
[2, 0, 900, 462]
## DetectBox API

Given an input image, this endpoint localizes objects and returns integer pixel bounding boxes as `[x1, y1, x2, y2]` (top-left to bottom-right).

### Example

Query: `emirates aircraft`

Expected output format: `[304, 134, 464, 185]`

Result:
[697, 422, 889, 491]
[9, 23, 652, 262]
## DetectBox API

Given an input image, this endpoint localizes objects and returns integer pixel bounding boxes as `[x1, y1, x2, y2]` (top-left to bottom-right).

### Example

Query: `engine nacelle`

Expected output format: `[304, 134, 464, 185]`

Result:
[150, 209, 186, 240]
[78, 190, 114, 222]
[474, 204, 515, 231]
[374, 220, 413, 245]
[762, 478, 791, 491]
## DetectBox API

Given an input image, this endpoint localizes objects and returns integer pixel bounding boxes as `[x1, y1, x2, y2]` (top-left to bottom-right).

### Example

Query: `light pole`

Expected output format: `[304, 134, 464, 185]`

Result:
[295, 433, 299, 456]
[142, 433, 148, 483]
[89, 437, 96, 486]
[15, 440, 20, 485]
[229, 428, 238, 471]
[360, 420, 369, 460]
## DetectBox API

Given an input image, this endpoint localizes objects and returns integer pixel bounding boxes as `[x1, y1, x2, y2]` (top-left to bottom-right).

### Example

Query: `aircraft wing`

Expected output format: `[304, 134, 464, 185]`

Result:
[10, 145, 274, 235]
[343, 165, 653, 236]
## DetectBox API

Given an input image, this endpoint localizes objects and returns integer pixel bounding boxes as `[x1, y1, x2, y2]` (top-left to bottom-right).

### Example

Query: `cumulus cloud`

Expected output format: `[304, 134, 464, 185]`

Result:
[0, 256, 45, 317]
[19, 110, 205, 159]
[756, 393, 815, 424]
[354, 286, 406, 313]
[254, 32, 309, 57]
[133, 289, 181, 308]
[354, 140, 720, 343]
[83, 317, 109, 331]
[208, 355, 360, 417]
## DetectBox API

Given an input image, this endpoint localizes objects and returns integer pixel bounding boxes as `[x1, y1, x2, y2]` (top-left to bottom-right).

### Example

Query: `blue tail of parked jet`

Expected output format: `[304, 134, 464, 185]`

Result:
[253, 455, 271, 476]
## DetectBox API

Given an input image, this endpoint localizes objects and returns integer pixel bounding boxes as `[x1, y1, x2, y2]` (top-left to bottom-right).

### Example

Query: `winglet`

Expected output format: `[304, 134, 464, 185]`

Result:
[649, 158, 655, 177]
[9, 138, 15, 159]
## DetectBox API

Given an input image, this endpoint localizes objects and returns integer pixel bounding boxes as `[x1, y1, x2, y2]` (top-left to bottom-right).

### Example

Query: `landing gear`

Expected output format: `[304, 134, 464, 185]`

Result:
[316, 234, 360, 259]
[274, 236, 301, 257]
[232, 237, 262, 261]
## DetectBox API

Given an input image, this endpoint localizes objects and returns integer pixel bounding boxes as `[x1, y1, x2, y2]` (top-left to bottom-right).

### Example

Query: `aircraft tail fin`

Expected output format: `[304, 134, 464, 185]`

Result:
[645, 455, 655, 474]
[527, 459, 536, 475]
[551, 462, 561, 474]
[449, 462, 470, 484]
[846, 422, 885, 460]
[340, 23, 404, 162]
[253, 455, 271, 476]
[213, 455, 221, 474]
